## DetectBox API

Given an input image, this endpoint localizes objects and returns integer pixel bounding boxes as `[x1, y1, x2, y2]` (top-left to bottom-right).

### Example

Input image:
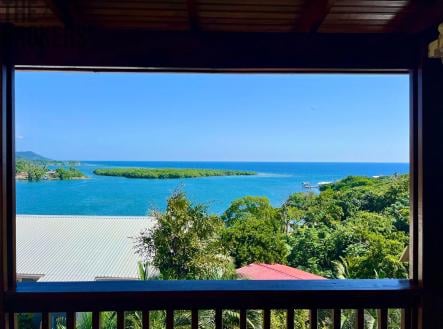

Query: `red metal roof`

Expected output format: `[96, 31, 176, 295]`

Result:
[236, 263, 325, 280]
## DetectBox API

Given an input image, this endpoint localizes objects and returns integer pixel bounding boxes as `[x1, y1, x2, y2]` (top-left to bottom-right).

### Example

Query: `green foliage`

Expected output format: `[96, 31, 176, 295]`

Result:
[287, 175, 409, 278]
[16, 159, 47, 181]
[17, 313, 34, 329]
[134, 190, 234, 280]
[16, 159, 85, 181]
[55, 167, 85, 180]
[222, 196, 278, 226]
[221, 196, 288, 267]
[222, 213, 289, 267]
[94, 167, 256, 179]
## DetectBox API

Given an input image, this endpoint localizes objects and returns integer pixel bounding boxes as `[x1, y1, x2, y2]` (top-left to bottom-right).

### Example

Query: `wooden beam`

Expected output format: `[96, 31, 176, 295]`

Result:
[44, 0, 75, 27]
[294, 0, 335, 32]
[388, 0, 443, 33]
[10, 27, 418, 70]
[413, 32, 443, 329]
[0, 24, 16, 329]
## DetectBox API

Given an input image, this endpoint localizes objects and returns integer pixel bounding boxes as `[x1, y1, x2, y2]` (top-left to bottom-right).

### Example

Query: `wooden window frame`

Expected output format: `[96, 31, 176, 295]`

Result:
[1, 26, 443, 329]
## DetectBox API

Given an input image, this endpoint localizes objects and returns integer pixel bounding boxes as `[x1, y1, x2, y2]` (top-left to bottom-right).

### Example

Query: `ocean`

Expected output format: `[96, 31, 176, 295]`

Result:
[16, 162, 409, 216]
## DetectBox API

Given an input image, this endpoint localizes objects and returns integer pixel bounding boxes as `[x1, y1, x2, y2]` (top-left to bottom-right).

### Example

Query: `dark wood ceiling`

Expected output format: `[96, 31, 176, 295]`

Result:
[0, 0, 442, 33]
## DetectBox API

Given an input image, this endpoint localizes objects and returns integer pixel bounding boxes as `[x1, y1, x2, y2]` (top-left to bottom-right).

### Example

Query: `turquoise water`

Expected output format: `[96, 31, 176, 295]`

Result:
[16, 162, 409, 215]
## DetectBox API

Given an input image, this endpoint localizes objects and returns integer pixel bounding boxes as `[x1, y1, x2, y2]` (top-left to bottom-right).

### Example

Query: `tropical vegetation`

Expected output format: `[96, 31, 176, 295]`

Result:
[16, 159, 86, 181]
[93, 167, 256, 179]
[44, 174, 409, 329]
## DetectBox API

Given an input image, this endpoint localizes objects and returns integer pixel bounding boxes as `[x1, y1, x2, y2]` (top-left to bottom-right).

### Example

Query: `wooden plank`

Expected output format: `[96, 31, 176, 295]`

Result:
[356, 309, 364, 329]
[333, 309, 341, 329]
[334, 1, 407, 7]
[81, 8, 188, 16]
[142, 311, 150, 329]
[117, 311, 124, 329]
[310, 309, 317, 329]
[287, 309, 294, 329]
[166, 309, 173, 329]
[41, 312, 51, 329]
[215, 309, 222, 329]
[327, 13, 395, 20]
[199, 17, 296, 24]
[198, 4, 303, 12]
[378, 309, 388, 329]
[263, 309, 271, 329]
[66, 312, 76, 329]
[202, 25, 293, 32]
[331, 6, 403, 13]
[92, 312, 101, 329]
[199, 11, 297, 19]
[191, 309, 198, 329]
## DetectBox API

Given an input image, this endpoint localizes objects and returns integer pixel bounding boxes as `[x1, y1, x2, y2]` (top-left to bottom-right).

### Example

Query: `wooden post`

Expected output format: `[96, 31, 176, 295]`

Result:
[414, 31, 443, 329]
[0, 24, 16, 329]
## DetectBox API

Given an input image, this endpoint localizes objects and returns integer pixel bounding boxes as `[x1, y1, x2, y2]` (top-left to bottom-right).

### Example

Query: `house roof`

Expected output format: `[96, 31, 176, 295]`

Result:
[16, 215, 155, 282]
[236, 263, 326, 280]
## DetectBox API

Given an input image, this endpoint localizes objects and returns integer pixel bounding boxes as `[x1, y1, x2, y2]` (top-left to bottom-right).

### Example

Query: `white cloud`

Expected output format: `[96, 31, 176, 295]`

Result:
[16, 135, 24, 139]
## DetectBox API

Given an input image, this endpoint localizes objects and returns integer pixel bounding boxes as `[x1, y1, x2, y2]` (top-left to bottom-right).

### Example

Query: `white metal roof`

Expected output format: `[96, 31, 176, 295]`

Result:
[16, 215, 155, 282]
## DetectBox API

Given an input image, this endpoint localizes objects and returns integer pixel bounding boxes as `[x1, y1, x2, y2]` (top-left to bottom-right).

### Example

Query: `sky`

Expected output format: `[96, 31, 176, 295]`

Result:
[15, 72, 409, 162]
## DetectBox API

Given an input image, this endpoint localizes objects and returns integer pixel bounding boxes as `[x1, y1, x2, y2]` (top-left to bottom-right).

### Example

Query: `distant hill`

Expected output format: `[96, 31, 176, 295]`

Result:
[16, 151, 51, 161]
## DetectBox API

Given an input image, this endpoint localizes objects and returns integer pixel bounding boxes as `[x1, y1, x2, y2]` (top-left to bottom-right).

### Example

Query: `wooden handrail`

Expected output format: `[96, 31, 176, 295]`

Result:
[5, 279, 419, 313]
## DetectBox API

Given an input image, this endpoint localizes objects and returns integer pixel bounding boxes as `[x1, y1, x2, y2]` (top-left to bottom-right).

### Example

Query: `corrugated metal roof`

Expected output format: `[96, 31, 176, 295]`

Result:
[236, 263, 326, 280]
[16, 215, 155, 282]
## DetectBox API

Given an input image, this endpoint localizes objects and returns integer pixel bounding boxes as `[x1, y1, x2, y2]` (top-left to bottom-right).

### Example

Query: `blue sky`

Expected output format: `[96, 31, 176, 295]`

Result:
[15, 72, 409, 162]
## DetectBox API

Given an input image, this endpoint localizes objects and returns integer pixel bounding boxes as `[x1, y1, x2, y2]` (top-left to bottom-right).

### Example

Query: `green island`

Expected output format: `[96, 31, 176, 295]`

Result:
[93, 167, 256, 179]
[16, 159, 86, 182]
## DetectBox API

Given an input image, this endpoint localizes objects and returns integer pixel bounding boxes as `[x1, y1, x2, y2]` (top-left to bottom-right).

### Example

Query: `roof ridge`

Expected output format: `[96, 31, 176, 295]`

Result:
[256, 263, 317, 279]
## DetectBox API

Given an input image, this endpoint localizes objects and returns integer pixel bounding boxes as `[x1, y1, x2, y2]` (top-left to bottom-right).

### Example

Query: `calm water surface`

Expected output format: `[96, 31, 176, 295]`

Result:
[16, 162, 409, 215]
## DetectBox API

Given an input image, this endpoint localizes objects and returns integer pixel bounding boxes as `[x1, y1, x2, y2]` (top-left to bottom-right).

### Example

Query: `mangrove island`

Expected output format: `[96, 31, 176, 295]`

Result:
[93, 167, 256, 179]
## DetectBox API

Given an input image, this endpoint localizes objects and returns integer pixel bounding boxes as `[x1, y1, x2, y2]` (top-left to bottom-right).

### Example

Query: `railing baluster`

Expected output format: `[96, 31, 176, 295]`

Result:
[356, 309, 364, 329]
[41, 312, 51, 329]
[401, 308, 412, 329]
[8, 313, 16, 329]
[377, 308, 388, 329]
[378, 309, 388, 329]
[191, 309, 198, 329]
[287, 309, 294, 329]
[263, 309, 271, 329]
[66, 312, 76, 329]
[310, 309, 318, 329]
[92, 312, 101, 329]
[333, 309, 341, 329]
[117, 311, 124, 329]
[240, 309, 247, 329]
[215, 309, 222, 329]
[166, 310, 174, 329]
[142, 311, 150, 329]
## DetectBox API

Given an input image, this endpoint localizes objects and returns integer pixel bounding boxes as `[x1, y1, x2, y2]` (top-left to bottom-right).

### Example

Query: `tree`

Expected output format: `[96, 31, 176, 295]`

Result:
[134, 191, 234, 280]
[222, 196, 279, 228]
[222, 214, 289, 267]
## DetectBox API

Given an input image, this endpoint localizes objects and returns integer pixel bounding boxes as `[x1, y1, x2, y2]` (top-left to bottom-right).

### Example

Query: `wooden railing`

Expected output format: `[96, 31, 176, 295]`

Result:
[5, 279, 419, 329]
